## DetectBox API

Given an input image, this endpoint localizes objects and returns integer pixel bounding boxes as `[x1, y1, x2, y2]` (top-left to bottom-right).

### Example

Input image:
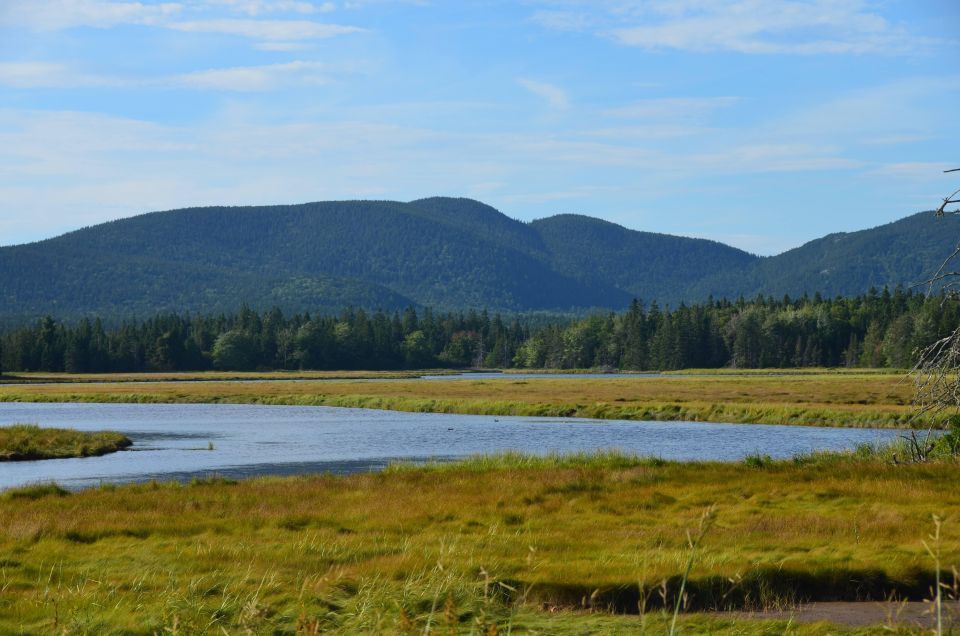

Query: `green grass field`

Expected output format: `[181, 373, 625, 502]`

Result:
[0, 424, 131, 461]
[0, 452, 957, 633]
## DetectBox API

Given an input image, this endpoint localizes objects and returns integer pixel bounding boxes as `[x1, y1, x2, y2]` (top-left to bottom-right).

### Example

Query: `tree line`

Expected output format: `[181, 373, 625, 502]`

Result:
[1, 288, 956, 373]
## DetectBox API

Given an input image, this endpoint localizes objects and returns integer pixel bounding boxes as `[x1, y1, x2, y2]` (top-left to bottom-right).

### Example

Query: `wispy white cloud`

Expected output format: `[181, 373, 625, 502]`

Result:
[0, 0, 183, 30]
[862, 134, 932, 146]
[575, 125, 704, 140]
[167, 18, 362, 40]
[0, 0, 363, 47]
[202, 1, 336, 16]
[760, 75, 960, 141]
[532, 0, 936, 55]
[254, 40, 315, 50]
[0, 62, 115, 89]
[517, 78, 570, 110]
[170, 60, 338, 90]
[868, 162, 957, 179]
[0, 110, 195, 181]
[605, 97, 738, 120]
[340, 0, 429, 8]
[0, 60, 360, 92]
[529, 10, 593, 33]
[689, 142, 862, 173]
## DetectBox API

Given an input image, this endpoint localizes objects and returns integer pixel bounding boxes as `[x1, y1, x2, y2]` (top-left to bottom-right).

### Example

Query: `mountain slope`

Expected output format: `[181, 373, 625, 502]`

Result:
[0, 199, 631, 318]
[689, 211, 960, 300]
[530, 214, 757, 303]
[0, 198, 955, 321]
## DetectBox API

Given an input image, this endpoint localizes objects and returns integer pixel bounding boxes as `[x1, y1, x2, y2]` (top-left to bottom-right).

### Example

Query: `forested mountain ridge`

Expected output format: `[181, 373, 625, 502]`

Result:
[1, 199, 625, 319]
[688, 211, 960, 300]
[0, 197, 954, 322]
[531, 214, 757, 300]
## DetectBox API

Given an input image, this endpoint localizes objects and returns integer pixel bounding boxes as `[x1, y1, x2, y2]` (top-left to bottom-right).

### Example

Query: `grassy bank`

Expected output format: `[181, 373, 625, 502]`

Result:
[501, 367, 909, 376]
[0, 424, 131, 461]
[0, 452, 956, 633]
[0, 369, 460, 384]
[0, 372, 947, 428]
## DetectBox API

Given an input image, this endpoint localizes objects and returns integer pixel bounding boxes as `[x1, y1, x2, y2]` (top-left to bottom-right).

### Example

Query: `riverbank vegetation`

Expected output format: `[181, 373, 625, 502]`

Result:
[0, 452, 956, 633]
[1, 287, 955, 374]
[0, 424, 131, 461]
[0, 372, 949, 428]
[0, 369, 455, 384]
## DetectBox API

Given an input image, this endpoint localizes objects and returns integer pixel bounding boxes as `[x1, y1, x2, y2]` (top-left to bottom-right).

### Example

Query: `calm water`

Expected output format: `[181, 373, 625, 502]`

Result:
[0, 402, 900, 490]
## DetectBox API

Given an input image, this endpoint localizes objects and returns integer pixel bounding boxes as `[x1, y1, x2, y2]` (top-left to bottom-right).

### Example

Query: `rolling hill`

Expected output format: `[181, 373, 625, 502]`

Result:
[0, 197, 955, 321]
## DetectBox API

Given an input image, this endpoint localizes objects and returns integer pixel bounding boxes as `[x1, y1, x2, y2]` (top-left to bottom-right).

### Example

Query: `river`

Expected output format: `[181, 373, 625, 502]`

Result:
[0, 402, 901, 490]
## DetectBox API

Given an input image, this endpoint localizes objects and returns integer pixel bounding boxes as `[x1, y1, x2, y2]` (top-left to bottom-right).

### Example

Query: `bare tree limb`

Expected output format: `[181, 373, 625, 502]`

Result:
[912, 168, 960, 437]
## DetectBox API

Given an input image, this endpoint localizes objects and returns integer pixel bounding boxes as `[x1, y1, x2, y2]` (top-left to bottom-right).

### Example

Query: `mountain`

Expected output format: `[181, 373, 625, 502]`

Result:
[531, 214, 757, 301]
[0, 198, 955, 321]
[688, 211, 960, 300]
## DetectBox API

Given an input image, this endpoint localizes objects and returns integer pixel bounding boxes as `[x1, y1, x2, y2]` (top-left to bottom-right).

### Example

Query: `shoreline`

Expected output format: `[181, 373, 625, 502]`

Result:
[0, 389, 940, 429]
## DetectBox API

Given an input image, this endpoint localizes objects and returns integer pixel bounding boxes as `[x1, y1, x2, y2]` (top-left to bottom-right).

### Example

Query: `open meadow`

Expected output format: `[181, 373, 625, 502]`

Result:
[0, 452, 957, 633]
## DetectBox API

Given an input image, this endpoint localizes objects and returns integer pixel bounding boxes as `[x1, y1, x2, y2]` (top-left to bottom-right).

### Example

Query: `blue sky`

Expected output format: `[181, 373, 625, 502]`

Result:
[0, 0, 957, 254]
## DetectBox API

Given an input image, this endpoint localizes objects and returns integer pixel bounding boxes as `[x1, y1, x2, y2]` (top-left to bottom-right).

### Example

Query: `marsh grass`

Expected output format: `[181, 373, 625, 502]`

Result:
[669, 505, 717, 636]
[790, 419, 960, 467]
[0, 424, 131, 461]
[0, 372, 948, 429]
[663, 367, 909, 376]
[384, 449, 665, 474]
[6, 369, 460, 383]
[3, 482, 70, 500]
[0, 451, 957, 632]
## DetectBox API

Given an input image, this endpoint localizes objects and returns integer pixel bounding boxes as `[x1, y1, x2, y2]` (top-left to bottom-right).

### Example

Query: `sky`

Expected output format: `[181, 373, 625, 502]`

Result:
[0, 0, 958, 255]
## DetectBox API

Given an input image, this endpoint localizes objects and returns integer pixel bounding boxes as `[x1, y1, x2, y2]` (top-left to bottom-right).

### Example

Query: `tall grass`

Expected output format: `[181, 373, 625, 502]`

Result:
[0, 452, 956, 632]
[790, 418, 960, 467]
[669, 505, 717, 636]
[0, 424, 131, 461]
[384, 449, 665, 474]
[6, 369, 458, 383]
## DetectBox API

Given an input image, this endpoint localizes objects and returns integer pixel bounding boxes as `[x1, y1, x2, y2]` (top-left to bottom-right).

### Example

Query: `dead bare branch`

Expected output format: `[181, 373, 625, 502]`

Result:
[912, 168, 960, 434]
